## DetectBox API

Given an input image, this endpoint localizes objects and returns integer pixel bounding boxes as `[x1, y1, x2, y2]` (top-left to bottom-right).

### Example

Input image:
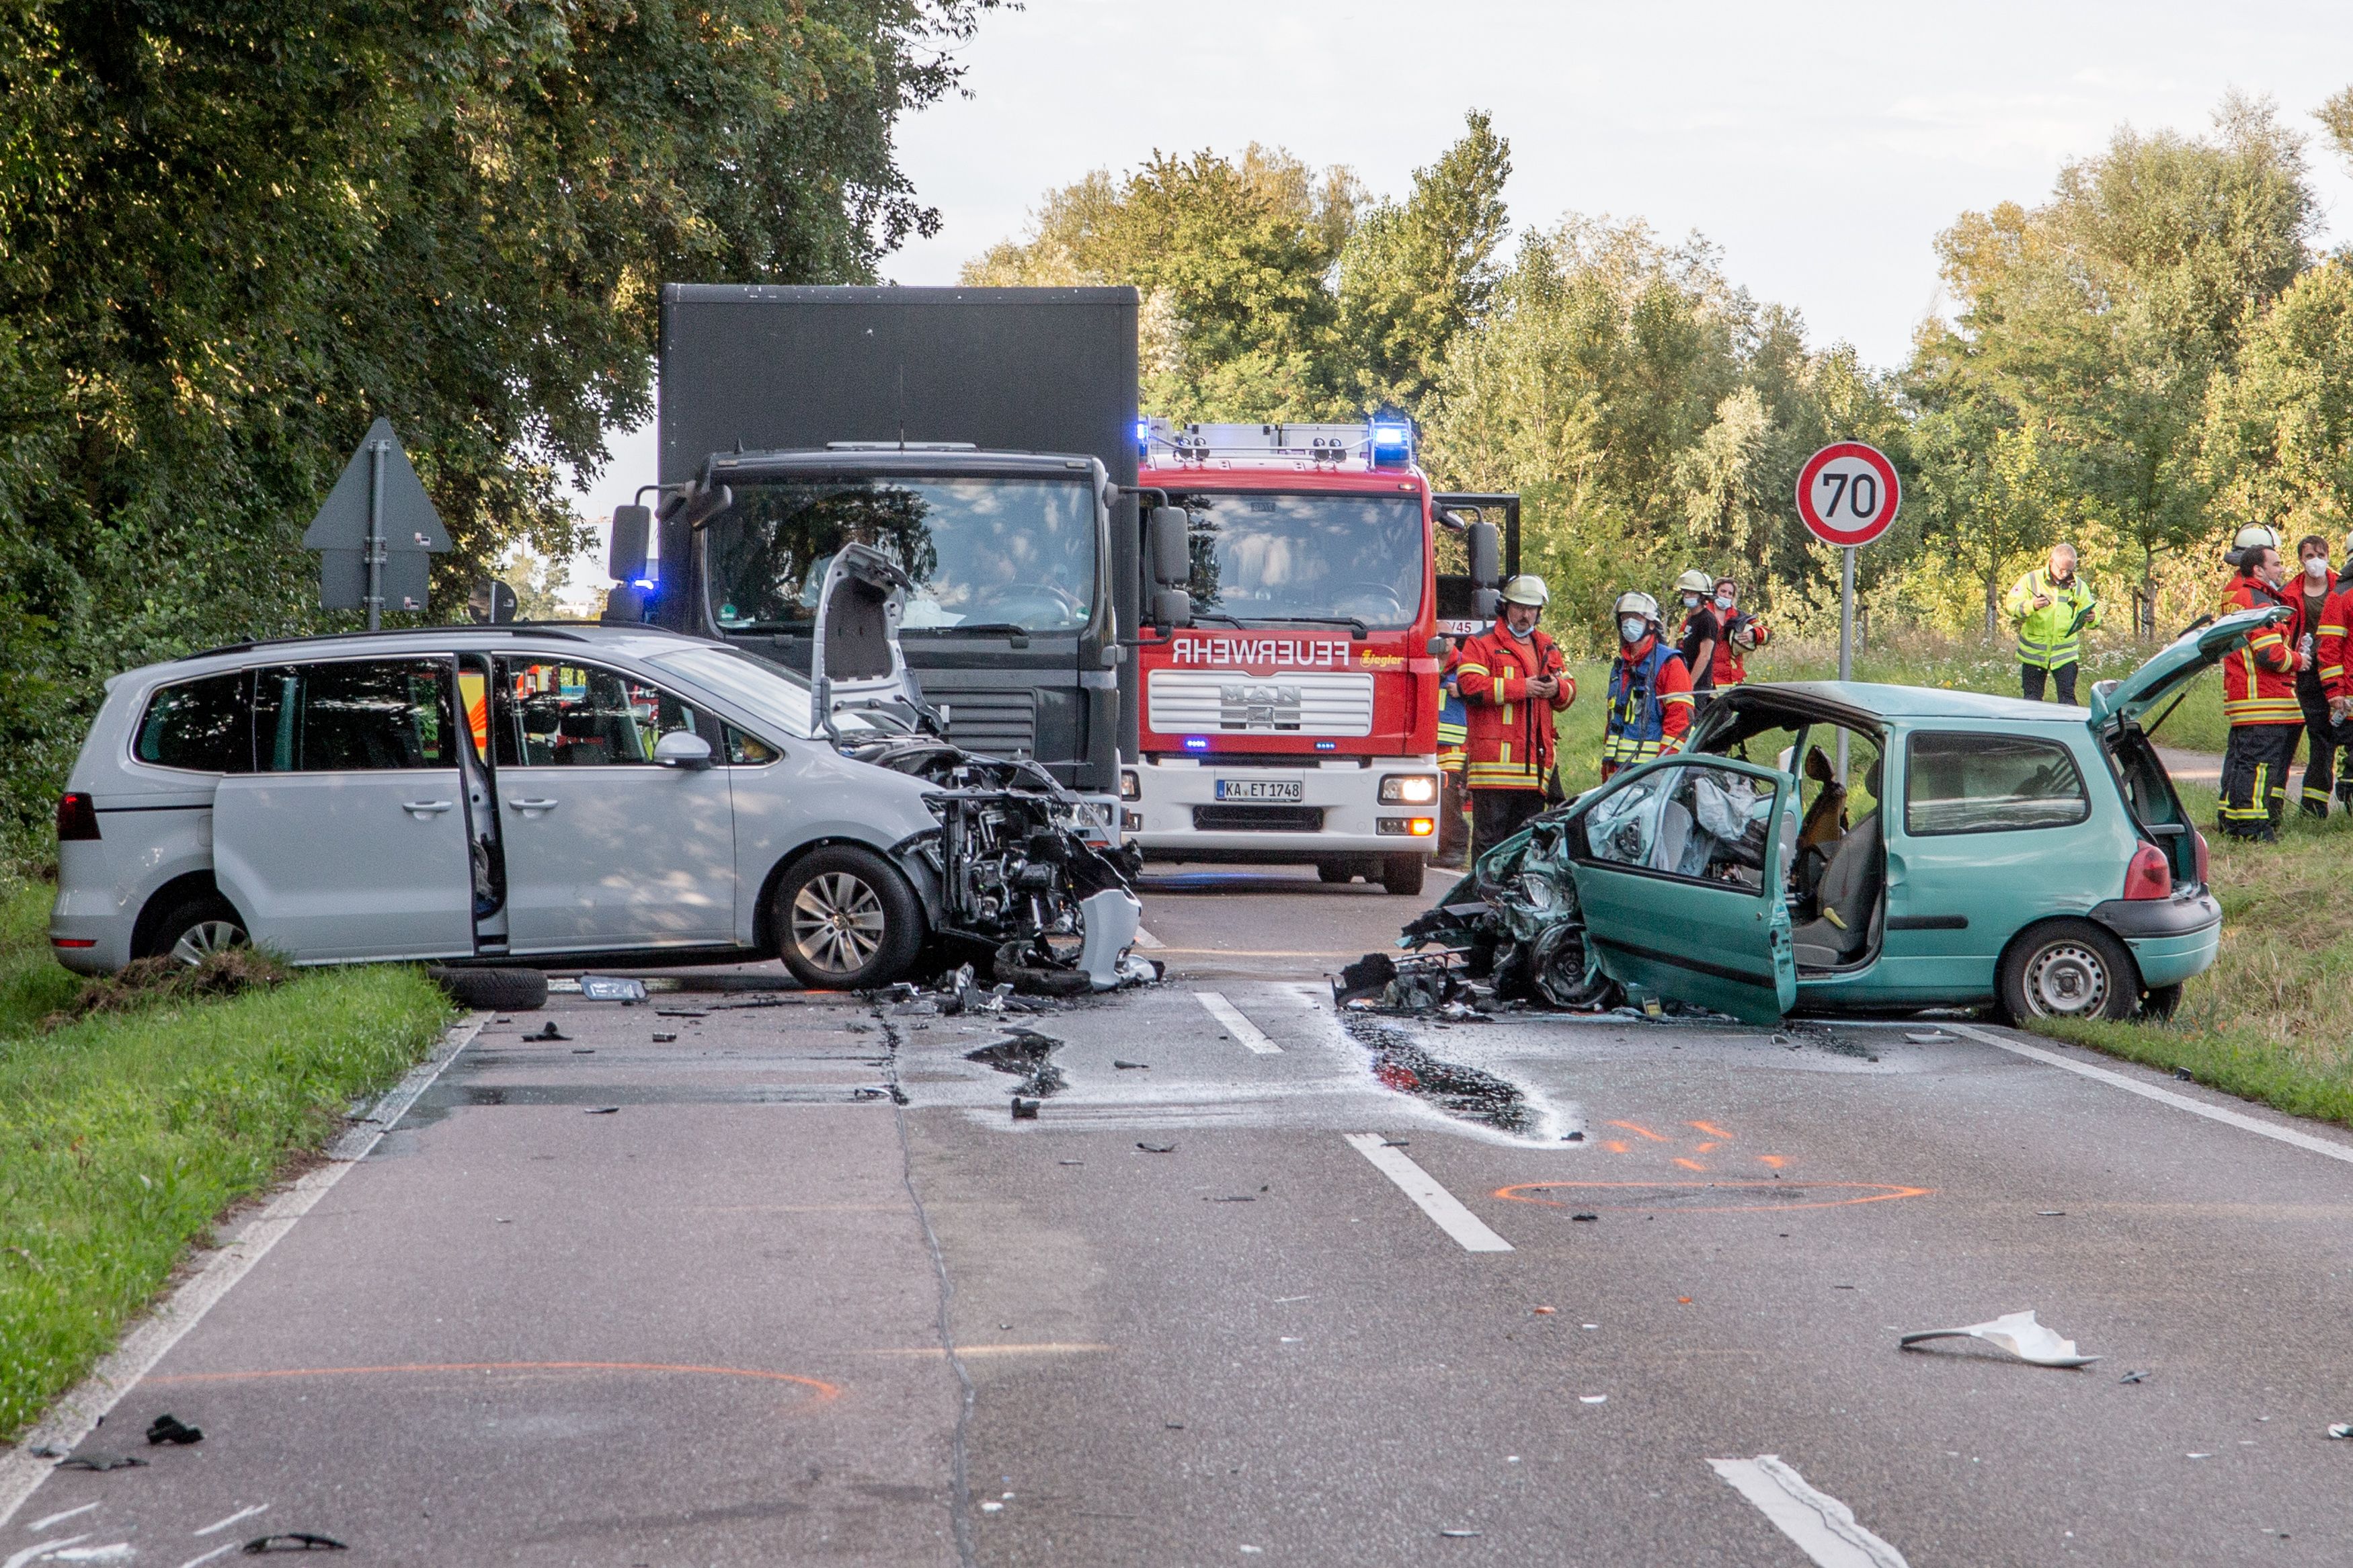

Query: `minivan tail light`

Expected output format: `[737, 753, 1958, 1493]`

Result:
[2193, 827, 2210, 888]
[56, 792, 99, 842]
[2123, 841, 2172, 901]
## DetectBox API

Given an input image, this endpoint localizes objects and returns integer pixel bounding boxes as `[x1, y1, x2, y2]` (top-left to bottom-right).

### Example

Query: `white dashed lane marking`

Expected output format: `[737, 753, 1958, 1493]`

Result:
[1342, 1132, 1512, 1252]
[1194, 991, 1281, 1054]
[1710, 1456, 1909, 1567]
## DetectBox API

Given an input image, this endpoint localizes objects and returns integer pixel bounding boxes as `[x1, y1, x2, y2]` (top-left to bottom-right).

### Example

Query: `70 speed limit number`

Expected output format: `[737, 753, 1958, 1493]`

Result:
[1796, 441, 1901, 548]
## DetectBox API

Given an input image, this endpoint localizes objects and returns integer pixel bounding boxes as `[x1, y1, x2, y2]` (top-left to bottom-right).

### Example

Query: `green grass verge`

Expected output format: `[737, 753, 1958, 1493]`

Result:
[0, 878, 451, 1441]
[2036, 781, 2353, 1128]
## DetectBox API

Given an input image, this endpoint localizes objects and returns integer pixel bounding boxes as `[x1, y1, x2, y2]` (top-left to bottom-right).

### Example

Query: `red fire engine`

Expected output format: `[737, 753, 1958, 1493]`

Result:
[1121, 419, 1511, 895]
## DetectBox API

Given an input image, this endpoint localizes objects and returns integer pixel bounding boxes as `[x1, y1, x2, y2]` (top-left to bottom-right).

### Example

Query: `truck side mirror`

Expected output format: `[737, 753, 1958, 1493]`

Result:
[1149, 505, 1191, 588]
[609, 504, 651, 582]
[1427, 636, 1449, 659]
[1153, 587, 1193, 630]
[1468, 520, 1501, 590]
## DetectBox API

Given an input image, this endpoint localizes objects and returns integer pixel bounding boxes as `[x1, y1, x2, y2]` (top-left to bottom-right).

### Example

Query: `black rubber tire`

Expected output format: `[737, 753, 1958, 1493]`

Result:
[1382, 854, 1427, 896]
[2141, 982, 2184, 1021]
[140, 895, 248, 965]
[1315, 860, 1353, 884]
[426, 966, 549, 1012]
[1997, 919, 2139, 1024]
[774, 845, 926, 991]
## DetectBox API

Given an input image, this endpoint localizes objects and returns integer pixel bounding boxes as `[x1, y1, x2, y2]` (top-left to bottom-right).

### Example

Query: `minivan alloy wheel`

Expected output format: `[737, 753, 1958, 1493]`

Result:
[790, 872, 887, 977]
[169, 919, 247, 966]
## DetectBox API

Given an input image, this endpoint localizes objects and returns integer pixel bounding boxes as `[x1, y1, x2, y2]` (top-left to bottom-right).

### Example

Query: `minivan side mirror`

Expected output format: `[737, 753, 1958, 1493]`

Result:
[609, 504, 652, 583]
[653, 731, 714, 770]
[1468, 520, 1501, 590]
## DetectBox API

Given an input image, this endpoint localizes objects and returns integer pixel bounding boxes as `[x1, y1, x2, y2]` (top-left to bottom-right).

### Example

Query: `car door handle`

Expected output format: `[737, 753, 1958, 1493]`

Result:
[507, 797, 559, 813]
[402, 800, 454, 815]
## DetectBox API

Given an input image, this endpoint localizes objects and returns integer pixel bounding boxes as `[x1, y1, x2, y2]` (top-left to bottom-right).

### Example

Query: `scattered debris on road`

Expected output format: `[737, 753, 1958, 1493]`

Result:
[577, 975, 647, 1003]
[1899, 1309, 2100, 1368]
[1136, 1141, 1176, 1154]
[1113, 1059, 1150, 1069]
[651, 1031, 677, 1042]
[524, 1022, 569, 1041]
[145, 1413, 202, 1445]
[1010, 1097, 1040, 1120]
[241, 1532, 348, 1552]
[2328, 1423, 2353, 1439]
[2118, 1370, 2151, 1383]
[967, 1030, 1068, 1099]
[54, 1452, 145, 1471]
[585, 1106, 619, 1116]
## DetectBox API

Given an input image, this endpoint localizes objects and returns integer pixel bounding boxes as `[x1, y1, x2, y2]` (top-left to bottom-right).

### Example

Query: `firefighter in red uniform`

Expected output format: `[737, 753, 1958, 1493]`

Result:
[1601, 591, 1696, 780]
[2321, 530, 2353, 813]
[1710, 577, 1769, 688]
[2219, 526, 2301, 841]
[1455, 575, 1575, 862]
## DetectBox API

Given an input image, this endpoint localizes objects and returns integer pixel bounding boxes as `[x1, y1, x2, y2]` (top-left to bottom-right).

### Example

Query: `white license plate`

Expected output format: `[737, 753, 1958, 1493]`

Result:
[1214, 777, 1304, 802]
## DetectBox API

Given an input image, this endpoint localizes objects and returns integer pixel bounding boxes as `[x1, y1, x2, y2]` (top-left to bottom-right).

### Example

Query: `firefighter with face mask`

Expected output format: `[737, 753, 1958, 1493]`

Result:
[1455, 576, 1576, 861]
[2220, 526, 2300, 841]
[1601, 591, 1695, 782]
[2290, 534, 2344, 817]
[1710, 577, 1769, 687]
[1673, 568, 1721, 707]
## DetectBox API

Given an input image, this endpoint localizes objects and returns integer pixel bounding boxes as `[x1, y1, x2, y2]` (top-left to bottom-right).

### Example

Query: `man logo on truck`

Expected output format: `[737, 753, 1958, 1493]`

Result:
[1220, 683, 1303, 731]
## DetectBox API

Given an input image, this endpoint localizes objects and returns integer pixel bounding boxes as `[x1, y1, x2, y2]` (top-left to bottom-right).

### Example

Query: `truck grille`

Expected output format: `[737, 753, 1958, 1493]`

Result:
[943, 692, 1038, 756]
[1148, 670, 1375, 736]
[1192, 805, 1324, 833]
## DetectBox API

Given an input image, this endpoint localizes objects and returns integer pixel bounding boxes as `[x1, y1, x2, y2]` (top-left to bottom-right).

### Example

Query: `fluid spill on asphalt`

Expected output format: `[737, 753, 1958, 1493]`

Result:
[965, 1031, 1068, 1100]
[1338, 1014, 1564, 1143]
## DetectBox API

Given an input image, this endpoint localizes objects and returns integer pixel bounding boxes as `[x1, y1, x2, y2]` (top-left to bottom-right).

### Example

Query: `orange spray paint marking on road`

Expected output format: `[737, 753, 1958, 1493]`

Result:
[1608, 1120, 1671, 1142]
[1603, 1140, 1630, 1154]
[1757, 1155, 1786, 1169]
[1494, 1181, 1933, 1215]
[1689, 1121, 1736, 1140]
[1672, 1157, 1707, 1171]
[1696, 1142, 1720, 1153]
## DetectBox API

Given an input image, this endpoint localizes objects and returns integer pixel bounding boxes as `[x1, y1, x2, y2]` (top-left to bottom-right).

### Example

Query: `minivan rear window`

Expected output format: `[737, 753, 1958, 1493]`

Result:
[1905, 733, 2089, 835]
[134, 673, 251, 773]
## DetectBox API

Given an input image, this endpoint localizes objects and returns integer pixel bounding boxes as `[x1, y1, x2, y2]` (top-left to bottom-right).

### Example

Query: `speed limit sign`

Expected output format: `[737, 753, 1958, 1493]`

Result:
[1796, 442, 1900, 548]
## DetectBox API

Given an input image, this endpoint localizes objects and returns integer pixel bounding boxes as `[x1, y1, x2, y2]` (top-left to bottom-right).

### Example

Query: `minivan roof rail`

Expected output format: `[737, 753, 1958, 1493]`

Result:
[182, 624, 595, 662]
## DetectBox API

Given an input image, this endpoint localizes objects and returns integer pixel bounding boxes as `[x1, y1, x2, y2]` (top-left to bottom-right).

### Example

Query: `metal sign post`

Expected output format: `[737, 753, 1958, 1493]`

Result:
[1796, 442, 1901, 781]
[305, 418, 450, 622]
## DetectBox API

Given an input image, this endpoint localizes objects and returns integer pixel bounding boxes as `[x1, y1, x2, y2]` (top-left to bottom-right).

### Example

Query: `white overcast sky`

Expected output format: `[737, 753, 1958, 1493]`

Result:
[564, 0, 2353, 573]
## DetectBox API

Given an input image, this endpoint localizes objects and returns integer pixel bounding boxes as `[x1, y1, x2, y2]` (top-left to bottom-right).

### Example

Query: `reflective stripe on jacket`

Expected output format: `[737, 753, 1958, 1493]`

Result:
[1601, 636, 1693, 770]
[1455, 625, 1572, 791]
[2004, 568, 2100, 669]
[2223, 575, 2301, 725]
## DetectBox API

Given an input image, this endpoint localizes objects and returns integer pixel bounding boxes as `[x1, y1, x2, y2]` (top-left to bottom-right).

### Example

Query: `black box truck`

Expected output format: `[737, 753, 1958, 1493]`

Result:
[609, 284, 1141, 819]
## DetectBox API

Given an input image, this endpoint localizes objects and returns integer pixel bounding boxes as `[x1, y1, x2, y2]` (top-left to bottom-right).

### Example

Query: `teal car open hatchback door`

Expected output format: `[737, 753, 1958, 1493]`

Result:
[1565, 755, 1796, 1024]
[2086, 605, 2294, 731]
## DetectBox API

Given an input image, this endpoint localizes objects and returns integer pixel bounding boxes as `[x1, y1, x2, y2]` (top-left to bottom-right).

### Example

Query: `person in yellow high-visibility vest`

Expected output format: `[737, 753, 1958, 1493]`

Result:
[2003, 544, 2101, 704]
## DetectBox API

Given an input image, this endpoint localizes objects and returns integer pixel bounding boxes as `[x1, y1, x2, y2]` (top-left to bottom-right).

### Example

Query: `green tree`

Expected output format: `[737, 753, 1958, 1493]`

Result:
[0, 0, 994, 853]
[2203, 258, 2353, 546]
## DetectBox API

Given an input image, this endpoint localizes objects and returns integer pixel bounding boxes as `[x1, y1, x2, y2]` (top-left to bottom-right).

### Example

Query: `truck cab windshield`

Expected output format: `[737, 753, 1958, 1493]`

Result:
[704, 477, 1097, 635]
[1176, 491, 1425, 630]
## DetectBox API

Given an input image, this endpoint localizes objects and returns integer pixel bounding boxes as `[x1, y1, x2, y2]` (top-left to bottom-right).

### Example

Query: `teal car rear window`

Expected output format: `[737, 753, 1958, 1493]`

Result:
[1905, 733, 2089, 835]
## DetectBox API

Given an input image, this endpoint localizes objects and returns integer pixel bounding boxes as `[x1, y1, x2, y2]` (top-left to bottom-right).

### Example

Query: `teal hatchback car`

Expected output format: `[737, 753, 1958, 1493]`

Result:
[1417, 607, 2288, 1026]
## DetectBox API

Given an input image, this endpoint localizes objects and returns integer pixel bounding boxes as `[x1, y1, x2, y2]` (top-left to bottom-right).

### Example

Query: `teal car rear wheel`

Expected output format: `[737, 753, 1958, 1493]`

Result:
[1997, 919, 2139, 1023]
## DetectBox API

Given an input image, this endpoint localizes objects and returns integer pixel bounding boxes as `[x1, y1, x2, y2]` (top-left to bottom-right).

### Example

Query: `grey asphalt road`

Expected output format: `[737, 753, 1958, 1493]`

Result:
[11, 868, 2353, 1566]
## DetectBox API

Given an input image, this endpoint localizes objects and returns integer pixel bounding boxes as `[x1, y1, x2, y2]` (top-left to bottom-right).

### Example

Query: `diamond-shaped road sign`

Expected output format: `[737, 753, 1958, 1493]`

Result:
[304, 418, 450, 621]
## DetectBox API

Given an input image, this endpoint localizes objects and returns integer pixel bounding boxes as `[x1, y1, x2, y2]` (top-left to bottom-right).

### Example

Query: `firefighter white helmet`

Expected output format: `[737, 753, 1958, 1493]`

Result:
[1673, 567, 1714, 597]
[2233, 524, 2279, 553]
[1499, 575, 1550, 608]
[1612, 590, 1661, 624]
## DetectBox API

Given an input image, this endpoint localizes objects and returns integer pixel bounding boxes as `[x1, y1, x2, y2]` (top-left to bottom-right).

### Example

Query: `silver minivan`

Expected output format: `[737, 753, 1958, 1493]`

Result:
[49, 605, 1140, 990]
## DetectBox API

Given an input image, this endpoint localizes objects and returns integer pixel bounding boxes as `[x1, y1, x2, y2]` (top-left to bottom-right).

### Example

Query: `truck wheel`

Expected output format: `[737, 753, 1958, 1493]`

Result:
[142, 895, 249, 966]
[1382, 855, 1426, 896]
[1997, 920, 2137, 1023]
[775, 845, 925, 991]
[1316, 860, 1353, 884]
[426, 966, 549, 1012]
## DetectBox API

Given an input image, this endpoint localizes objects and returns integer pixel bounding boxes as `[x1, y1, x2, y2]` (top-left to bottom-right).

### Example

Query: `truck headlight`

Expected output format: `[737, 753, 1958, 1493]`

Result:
[1380, 774, 1438, 804]
[1120, 769, 1140, 801]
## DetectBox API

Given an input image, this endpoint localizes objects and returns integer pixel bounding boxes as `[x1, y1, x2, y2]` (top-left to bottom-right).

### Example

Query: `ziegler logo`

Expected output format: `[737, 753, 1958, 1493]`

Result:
[1220, 682, 1302, 731]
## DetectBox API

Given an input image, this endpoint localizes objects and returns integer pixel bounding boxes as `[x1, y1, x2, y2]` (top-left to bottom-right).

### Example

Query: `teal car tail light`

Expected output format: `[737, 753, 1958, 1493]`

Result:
[2123, 841, 2173, 901]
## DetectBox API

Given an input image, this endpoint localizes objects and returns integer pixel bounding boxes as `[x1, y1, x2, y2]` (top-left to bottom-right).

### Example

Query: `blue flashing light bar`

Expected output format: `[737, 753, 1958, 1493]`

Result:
[1315, 740, 1337, 749]
[1183, 736, 1209, 751]
[1369, 417, 1412, 469]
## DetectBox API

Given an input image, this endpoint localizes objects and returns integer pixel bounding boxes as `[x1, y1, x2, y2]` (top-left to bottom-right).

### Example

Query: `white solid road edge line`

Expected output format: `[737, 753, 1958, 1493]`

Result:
[1342, 1132, 1513, 1252]
[1710, 1456, 1909, 1568]
[1946, 1022, 2353, 1168]
[1195, 991, 1281, 1054]
[0, 1012, 488, 1529]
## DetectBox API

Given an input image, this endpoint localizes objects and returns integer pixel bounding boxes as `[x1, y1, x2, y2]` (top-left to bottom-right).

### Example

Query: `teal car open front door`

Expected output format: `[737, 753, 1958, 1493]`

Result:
[1565, 755, 1797, 1024]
